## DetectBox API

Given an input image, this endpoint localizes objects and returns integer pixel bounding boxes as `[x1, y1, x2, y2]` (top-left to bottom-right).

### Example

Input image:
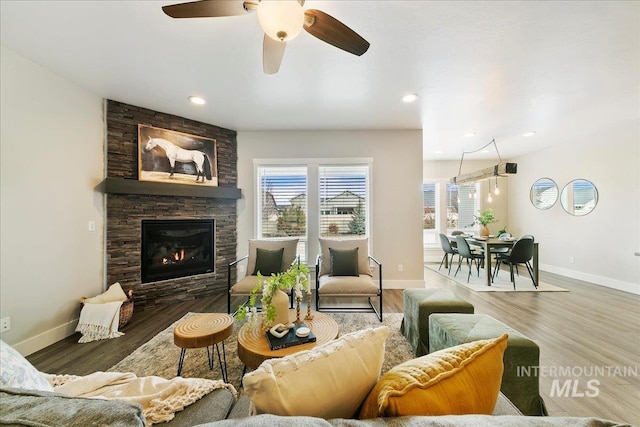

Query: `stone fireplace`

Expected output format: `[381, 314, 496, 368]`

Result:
[104, 100, 240, 310]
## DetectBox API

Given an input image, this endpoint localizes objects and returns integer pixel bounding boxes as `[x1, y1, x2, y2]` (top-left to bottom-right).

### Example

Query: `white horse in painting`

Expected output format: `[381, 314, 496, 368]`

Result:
[144, 137, 212, 182]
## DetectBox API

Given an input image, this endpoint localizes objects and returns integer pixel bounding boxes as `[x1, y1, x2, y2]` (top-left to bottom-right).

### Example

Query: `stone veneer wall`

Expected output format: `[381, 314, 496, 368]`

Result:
[106, 100, 237, 310]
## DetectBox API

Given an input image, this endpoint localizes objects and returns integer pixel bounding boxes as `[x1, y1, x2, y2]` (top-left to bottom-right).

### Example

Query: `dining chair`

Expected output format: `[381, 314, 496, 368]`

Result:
[438, 233, 458, 274]
[492, 236, 536, 290]
[454, 235, 484, 283]
[450, 230, 464, 249]
[491, 232, 512, 257]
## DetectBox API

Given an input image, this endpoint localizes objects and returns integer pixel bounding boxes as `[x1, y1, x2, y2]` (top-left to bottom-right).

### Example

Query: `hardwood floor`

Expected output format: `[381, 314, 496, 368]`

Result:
[27, 270, 639, 425]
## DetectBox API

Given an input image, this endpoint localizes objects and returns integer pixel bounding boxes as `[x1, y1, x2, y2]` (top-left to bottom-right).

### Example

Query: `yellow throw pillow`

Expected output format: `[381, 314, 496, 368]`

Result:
[243, 326, 389, 419]
[359, 333, 508, 419]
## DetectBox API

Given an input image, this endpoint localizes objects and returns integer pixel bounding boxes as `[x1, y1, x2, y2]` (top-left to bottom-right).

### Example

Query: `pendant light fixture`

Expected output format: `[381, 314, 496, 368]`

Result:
[494, 177, 500, 195]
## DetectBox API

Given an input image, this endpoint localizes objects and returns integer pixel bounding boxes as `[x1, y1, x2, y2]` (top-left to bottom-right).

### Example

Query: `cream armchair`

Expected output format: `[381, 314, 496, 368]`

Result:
[227, 238, 299, 314]
[315, 237, 382, 321]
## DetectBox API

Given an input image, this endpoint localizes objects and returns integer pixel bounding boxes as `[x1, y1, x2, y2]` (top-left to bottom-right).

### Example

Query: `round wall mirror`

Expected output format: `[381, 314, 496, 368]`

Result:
[560, 179, 598, 216]
[530, 178, 558, 210]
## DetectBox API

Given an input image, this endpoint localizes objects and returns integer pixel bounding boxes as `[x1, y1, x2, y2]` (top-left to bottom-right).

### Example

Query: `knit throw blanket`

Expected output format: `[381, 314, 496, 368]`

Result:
[45, 372, 237, 425]
[76, 301, 124, 343]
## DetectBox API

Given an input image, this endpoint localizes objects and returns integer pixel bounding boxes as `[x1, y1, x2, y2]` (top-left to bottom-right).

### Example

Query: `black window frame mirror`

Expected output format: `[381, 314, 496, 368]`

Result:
[560, 179, 598, 216]
[530, 178, 559, 210]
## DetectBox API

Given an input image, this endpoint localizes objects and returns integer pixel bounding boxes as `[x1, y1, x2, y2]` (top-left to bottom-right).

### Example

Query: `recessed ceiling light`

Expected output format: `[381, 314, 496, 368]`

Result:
[523, 131, 536, 137]
[481, 150, 489, 153]
[464, 132, 476, 138]
[434, 150, 443, 154]
[402, 93, 419, 103]
[189, 96, 206, 105]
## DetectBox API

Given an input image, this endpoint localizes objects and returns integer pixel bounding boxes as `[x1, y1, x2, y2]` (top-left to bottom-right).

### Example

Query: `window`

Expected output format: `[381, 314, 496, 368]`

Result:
[446, 183, 477, 232]
[319, 165, 369, 238]
[257, 165, 308, 261]
[256, 160, 372, 264]
[423, 180, 478, 248]
[423, 183, 437, 245]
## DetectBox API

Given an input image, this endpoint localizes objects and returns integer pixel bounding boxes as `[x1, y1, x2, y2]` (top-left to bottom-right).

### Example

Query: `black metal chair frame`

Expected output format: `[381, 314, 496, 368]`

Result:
[315, 254, 383, 321]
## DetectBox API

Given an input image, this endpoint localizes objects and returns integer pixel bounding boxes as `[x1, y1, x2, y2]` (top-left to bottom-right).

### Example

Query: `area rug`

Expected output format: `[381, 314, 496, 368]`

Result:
[425, 263, 568, 292]
[109, 312, 411, 389]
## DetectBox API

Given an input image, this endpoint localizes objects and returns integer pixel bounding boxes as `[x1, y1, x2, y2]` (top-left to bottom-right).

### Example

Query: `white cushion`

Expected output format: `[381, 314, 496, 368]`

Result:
[318, 275, 379, 295]
[243, 326, 389, 419]
[246, 239, 299, 277]
[0, 340, 53, 392]
[83, 282, 128, 304]
[318, 238, 371, 277]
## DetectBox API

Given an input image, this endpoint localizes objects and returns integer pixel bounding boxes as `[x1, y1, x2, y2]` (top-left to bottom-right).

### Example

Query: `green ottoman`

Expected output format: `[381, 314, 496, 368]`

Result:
[428, 313, 547, 416]
[400, 288, 474, 357]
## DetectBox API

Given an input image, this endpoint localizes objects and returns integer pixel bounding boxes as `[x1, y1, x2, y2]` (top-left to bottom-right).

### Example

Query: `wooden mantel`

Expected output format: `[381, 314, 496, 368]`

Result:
[101, 177, 242, 199]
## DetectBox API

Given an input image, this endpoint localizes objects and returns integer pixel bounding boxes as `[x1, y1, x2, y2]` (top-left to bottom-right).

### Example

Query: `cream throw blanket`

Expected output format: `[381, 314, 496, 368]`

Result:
[45, 372, 236, 425]
[76, 301, 124, 343]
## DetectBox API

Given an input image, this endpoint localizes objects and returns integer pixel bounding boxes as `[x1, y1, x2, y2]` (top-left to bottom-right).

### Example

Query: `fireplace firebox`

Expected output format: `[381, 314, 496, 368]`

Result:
[141, 219, 215, 283]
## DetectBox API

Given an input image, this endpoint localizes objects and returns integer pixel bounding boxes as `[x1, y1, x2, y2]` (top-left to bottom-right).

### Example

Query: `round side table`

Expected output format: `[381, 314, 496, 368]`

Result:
[173, 313, 234, 381]
[237, 310, 339, 371]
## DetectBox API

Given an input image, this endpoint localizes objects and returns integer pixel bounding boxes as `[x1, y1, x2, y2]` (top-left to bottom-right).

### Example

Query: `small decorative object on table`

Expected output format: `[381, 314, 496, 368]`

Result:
[266, 322, 317, 350]
[473, 208, 498, 237]
[236, 263, 310, 330]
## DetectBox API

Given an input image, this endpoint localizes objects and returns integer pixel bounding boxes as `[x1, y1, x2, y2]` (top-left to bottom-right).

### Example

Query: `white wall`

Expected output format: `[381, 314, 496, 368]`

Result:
[237, 130, 424, 288]
[0, 46, 105, 354]
[509, 121, 639, 294]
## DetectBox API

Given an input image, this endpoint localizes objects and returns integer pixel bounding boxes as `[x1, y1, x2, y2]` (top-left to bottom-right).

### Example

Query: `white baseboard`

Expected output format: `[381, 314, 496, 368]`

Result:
[12, 319, 79, 356]
[540, 264, 639, 295]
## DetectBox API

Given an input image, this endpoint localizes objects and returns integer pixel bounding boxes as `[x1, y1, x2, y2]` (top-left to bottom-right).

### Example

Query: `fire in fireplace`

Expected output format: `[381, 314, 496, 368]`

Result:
[141, 219, 215, 283]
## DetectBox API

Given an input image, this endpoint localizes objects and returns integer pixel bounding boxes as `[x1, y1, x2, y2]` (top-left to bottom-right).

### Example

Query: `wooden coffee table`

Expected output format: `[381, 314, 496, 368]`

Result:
[237, 310, 339, 370]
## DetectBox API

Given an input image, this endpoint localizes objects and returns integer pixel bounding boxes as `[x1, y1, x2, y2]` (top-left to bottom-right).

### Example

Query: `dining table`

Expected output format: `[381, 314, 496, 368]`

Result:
[446, 235, 539, 287]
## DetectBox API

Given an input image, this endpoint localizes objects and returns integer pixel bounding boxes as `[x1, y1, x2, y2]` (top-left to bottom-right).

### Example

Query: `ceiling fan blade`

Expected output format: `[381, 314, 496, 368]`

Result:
[303, 9, 370, 56]
[263, 34, 286, 74]
[162, 0, 255, 18]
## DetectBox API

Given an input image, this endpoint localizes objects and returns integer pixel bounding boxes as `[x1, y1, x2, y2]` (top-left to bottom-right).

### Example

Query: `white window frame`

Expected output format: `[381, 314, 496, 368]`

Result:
[254, 158, 373, 266]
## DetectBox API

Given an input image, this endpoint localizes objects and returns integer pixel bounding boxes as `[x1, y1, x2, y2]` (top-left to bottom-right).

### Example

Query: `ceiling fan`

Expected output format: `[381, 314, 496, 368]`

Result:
[162, 0, 370, 74]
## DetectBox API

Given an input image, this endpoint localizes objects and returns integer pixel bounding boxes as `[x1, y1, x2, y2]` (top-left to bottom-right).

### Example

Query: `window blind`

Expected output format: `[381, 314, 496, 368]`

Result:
[319, 165, 369, 237]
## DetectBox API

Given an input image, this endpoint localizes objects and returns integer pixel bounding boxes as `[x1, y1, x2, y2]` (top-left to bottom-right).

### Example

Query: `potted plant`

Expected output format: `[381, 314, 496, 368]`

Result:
[473, 208, 497, 236]
[236, 262, 310, 330]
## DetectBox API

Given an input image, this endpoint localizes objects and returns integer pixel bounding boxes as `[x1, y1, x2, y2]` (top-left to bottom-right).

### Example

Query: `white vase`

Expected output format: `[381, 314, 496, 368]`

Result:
[270, 289, 290, 326]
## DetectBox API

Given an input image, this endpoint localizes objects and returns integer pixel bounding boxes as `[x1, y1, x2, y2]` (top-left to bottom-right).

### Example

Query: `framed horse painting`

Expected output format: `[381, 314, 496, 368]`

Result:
[138, 124, 218, 187]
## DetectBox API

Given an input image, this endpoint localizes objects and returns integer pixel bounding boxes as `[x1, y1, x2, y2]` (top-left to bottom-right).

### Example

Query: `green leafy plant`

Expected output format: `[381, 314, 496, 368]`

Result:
[235, 262, 310, 329]
[473, 208, 497, 226]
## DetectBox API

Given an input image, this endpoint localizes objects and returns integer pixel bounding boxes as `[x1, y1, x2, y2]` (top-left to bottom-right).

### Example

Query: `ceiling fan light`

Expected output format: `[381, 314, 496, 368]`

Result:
[258, 0, 304, 42]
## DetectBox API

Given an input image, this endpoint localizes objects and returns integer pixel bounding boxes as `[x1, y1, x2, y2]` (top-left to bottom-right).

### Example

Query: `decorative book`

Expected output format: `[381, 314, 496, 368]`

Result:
[266, 323, 317, 350]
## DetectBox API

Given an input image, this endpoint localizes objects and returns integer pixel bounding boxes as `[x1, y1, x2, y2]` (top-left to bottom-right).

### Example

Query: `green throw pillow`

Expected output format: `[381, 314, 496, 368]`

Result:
[253, 247, 284, 276]
[330, 247, 359, 276]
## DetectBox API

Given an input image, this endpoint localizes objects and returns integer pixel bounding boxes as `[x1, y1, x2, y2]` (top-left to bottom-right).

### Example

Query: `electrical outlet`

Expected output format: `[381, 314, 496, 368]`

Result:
[88, 221, 96, 232]
[569, 256, 575, 264]
[238, 264, 246, 274]
[397, 264, 403, 272]
[0, 317, 10, 332]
